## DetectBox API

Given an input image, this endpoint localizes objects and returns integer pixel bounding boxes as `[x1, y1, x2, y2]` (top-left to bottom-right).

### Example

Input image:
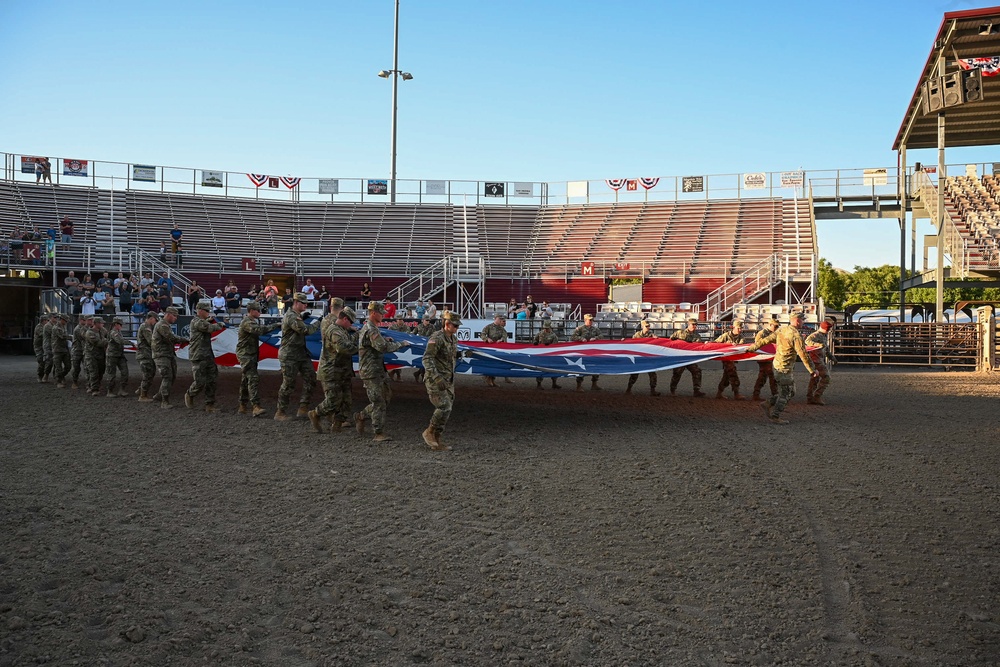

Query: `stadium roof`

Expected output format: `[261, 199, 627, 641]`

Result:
[894, 6, 1000, 151]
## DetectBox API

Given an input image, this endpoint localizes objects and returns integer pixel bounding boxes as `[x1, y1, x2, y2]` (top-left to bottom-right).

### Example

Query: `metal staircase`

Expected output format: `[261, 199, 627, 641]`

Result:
[94, 189, 129, 268]
[389, 254, 485, 319]
[911, 172, 970, 278]
[701, 254, 784, 321]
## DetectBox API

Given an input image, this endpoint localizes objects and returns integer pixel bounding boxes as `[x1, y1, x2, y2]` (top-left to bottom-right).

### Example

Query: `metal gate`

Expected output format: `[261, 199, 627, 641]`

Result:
[834, 323, 980, 369]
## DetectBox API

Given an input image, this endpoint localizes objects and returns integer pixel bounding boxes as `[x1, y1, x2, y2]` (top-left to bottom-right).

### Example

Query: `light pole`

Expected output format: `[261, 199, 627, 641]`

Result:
[378, 0, 413, 204]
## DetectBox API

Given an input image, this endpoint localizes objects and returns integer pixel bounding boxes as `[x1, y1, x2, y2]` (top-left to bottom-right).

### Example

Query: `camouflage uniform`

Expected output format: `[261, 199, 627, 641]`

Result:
[413, 319, 436, 382]
[571, 322, 602, 389]
[84, 323, 109, 395]
[237, 313, 281, 410]
[42, 318, 55, 381]
[136, 317, 157, 399]
[153, 317, 187, 405]
[51, 317, 71, 386]
[669, 326, 704, 396]
[186, 315, 226, 408]
[104, 325, 129, 396]
[276, 306, 321, 414]
[805, 328, 833, 404]
[388, 319, 408, 380]
[33, 319, 46, 381]
[713, 329, 744, 399]
[70, 318, 89, 387]
[626, 326, 659, 395]
[480, 321, 510, 386]
[752, 326, 778, 399]
[315, 316, 359, 426]
[423, 327, 459, 436]
[533, 327, 561, 389]
[748, 323, 817, 422]
[356, 318, 405, 435]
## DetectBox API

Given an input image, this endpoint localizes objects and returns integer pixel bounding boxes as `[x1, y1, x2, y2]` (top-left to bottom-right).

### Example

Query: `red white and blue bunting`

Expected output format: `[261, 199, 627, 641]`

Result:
[247, 173, 268, 188]
[605, 178, 627, 191]
[280, 176, 301, 190]
[639, 177, 660, 190]
[958, 57, 1000, 77]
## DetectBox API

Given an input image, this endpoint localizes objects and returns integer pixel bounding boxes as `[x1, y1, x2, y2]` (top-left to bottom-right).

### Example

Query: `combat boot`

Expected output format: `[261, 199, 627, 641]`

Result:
[715, 390, 725, 399]
[138, 392, 154, 403]
[56, 382, 65, 389]
[296, 405, 310, 418]
[328, 419, 343, 433]
[274, 409, 288, 421]
[252, 405, 266, 418]
[373, 432, 392, 442]
[760, 402, 773, 420]
[426, 427, 451, 451]
[106, 390, 116, 398]
[71, 382, 79, 389]
[625, 381, 634, 394]
[536, 378, 544, 389]
[769, 414, 789, 425]
[238, 403, 248, 414]
[732, 392, 744, 401]
[422, 426, 439, 449]
[591, 380, 601, 391]
[650, 388, 660, 396]
[308, 409, 324, 433]
[551, 379, 560, 389]
[751, 391, 761, 400]
[808, 397, 826, 405]
[184, 393, 194, 409]
[693, 390, 706, 398]
[118, 389, 128, 397]
[575, 378, 584, 392]
[160, 400, 175, 410]
[354, 412, 366, 434]
[204, 404, 217, 413]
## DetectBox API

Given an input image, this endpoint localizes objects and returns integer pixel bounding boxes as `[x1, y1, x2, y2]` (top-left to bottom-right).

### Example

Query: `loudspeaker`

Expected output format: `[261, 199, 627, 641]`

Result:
[943, 72, 964, 107]
[963, 67, 984, 103]
[923, 79, 945, 114]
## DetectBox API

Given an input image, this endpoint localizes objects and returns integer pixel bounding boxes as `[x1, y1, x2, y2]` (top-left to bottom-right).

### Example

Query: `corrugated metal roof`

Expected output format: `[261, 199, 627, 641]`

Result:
[894, 6, 1000, 150]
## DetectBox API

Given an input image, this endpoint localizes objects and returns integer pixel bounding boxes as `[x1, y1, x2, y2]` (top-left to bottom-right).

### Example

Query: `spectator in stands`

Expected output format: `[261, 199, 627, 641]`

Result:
[130, 297, 146, 316]
[60, 216, 73, 247]
[174, 241, 184, 268]
[41, 158, 52, 184]
[262, 280, 280, 315]
[145, 294, 160, 314]
[63, 270, 81, 298]
[525, 295, 538, 319]
[315, 285, 330, 305]
[246, 284, 259, 302]
[187, 281, 204, 314]
[118, 277, 135, 314]
[225, 282, 241, 314]
[361, 282, 372, 300]
[140, 272, 154, 290]
[157, 287, 172, 312]
[10, 227, 23, 262]
[170, 224, 183, 256]
[414, 300, 427, 320]
[80, 291, 97, 316]
[96, 271, 113, 292]
[34, 160, 44, 184]
[159, 241, 167, 262]
[539, 301, 554, 319]
[384, 298, 397, 320]
[425, 301, 438, 322]
[80, 273, 95, 293]
[113, 272, 127, 294]
[281, 287, 294, 312]
[45, 222, 58, 248]
[100, 290, 115, 314]
[211, 289, 227, 315]
[507, 297, 519, 318]
[157, 272, 174, 295]
[301, 278, 317, 302]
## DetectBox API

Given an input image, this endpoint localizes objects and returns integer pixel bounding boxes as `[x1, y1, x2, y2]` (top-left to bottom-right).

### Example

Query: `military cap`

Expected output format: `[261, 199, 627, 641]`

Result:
[293, 292, 309, 303]
[583, 313, 594, 320]
[57, 313, 70, 322]
[541, 319, 553, 328]
[789, 311, 805, 321]
[422, 314, 431, 321]
[144, 310, 159, 319]
[246, 301, 262, 313]
[92, 316, 105, 324]
[164, 306, 179, 315]
[80, 313, 94, 320]
[112, 317, 124, 326]
[494, 312, 506, 319]
[687, 317, 699, 324]
[340, 306, 357, 323]
[196, 300, 212, 311]
[640, 319, 651, 326]
[368, 301, 385, 314]
[443, 310, 462, 326]
[329, 297, 345, 309]
[732, 319, 744, 327]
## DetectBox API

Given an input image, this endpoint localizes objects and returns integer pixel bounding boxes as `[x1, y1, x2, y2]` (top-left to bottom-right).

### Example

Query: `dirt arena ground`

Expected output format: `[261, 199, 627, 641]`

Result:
[1, 355, 998, 666]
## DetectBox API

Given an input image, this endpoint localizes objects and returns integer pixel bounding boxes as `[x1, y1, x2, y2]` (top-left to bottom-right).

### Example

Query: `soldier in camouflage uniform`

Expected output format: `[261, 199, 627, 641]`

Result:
[136, 311, 159, 402]
[354, 301, 410, 441]
[481, 314, 511, 387]
[422, 310, 462, 451]
[713, 320, 745, 400]
[70, 314, 92, 389]
[237, 302, 281, 416]
[32, 314, 47, 382]
[805, 318, 836, 405]
[309, 306, 359, 433]
[747, 311, 818, 424]
[104, 318, 130, 397]
[571, 313, 602, 391]
[275, 292, 322, 421]
[52, 314, 71, 387]
[152, 307, 189, 409]
[388, 316, 409, 381]
[625, 320, 660, 396]
[185, 300, 226, 412]
[669, 317, 705, 397]
[42, 313, 56, 383]
[533, 320, 561, 389]
[751, 317, 780, 400]
[84, 316, 110, 396]
[413, 314, 436, 383]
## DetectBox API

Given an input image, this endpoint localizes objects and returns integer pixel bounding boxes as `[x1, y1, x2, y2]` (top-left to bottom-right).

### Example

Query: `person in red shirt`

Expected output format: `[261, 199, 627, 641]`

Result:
[384, 300, 397, 319]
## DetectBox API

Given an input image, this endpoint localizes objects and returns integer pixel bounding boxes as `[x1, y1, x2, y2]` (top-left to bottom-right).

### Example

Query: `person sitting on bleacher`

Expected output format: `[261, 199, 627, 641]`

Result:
[211, 289, 227, 316]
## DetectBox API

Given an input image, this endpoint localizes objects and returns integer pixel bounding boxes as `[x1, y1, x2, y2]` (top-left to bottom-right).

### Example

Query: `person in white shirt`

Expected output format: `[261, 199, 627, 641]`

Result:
[425, 301, 438, 321]
[211, 289, 226, 315]
[301, 278, 317, 301]
[80, 291, 97, 316]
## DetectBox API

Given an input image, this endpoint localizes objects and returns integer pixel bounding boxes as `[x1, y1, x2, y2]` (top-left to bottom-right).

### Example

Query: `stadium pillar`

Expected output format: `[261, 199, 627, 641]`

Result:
[898, 145, 907, 324]
[935, 54, 946, 321]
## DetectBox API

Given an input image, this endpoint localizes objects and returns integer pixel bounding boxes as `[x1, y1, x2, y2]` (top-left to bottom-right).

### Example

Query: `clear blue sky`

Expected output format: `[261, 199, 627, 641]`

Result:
[2, 0, 996, 271]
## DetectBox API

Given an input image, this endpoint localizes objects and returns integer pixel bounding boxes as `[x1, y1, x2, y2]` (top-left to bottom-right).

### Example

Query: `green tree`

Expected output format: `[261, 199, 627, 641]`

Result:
[845, 264, 900, 308]
[817, 258, 848, 310]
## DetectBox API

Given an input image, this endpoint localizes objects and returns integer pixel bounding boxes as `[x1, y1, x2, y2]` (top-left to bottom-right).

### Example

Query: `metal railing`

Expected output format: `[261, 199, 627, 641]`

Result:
[834, 322, 979, 369]
[702, 254, 784, 321]
[911, 171, 970, 277]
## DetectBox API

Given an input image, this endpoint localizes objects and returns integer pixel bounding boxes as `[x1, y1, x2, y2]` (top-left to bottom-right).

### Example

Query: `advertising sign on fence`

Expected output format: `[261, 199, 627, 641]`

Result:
[682, 176, 703, 192]
[21, 156, 44, 174]
[863, 168, 888, 186]
[63, 159, 88, 177]
[780, 171, 804, 188]
[132, 165, 156, 182]
[318, 179, 340, 194]
[367, 179, 387, 195]
[425, 180, 446, 195]
[513, 182, 534, 197]
[742, 172, 766, 190]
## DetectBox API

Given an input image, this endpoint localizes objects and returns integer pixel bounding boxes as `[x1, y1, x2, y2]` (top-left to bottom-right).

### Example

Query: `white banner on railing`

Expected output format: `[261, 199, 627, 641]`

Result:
[780, 171, 804, 188]
[425, 180, 446, 195]
[318, 179, 339, 194]
[132, 165, 156, 182]
[201, 170, 223, 188]
[863, 168, 887, 186]
[513, 182, 533, 197]
[566, 180, 588, 198]
[742, 172, 766, 190]
[63, 159, 88, 177]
